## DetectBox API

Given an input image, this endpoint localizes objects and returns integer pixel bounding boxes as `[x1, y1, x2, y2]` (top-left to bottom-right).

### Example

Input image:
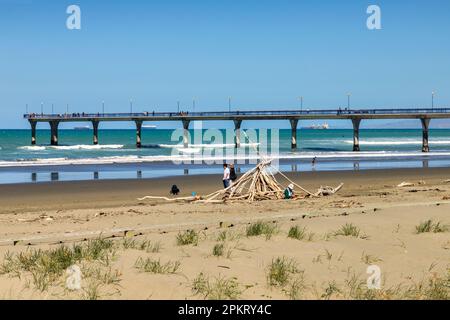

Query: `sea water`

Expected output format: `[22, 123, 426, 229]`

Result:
[1, 128, 450, 184]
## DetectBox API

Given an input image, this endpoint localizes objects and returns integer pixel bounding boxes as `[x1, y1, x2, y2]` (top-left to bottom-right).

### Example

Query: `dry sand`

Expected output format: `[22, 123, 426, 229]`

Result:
[0, 167, 449, 299]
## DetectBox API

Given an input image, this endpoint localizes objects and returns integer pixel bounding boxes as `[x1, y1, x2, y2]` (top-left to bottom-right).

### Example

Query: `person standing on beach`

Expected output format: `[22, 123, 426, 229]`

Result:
[229, 164, 237, 185]
[223, 164, 230, 189]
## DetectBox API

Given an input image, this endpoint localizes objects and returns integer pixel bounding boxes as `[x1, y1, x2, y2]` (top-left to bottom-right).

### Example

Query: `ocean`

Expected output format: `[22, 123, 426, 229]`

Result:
[1, 128, 450, 184]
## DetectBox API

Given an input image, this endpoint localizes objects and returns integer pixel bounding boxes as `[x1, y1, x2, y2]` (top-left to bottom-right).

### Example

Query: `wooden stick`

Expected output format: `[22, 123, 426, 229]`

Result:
[137, 196, 195, 202]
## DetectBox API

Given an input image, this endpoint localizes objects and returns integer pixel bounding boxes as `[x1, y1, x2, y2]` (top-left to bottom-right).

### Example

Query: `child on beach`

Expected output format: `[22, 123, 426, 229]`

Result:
[284, 184, 295, 199]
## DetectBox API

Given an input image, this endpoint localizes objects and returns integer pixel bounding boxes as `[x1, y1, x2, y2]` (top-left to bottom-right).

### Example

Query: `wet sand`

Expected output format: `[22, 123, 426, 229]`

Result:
[2, 167, 450, 213]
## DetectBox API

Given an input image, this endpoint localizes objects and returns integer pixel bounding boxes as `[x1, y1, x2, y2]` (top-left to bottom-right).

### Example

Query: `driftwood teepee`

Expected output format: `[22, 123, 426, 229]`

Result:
[138, 131, 343, 203]
[138, 159, 343, 203]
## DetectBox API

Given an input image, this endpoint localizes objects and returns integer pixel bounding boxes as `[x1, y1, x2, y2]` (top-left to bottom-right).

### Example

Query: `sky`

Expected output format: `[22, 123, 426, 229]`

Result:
[1, 0, 449, 129]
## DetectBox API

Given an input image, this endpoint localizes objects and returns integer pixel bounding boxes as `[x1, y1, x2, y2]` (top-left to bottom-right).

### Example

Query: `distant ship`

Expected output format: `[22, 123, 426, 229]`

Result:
[73, 125, 90, 130]
[302, 123, 330, 130]
[142, 125, 157, 130]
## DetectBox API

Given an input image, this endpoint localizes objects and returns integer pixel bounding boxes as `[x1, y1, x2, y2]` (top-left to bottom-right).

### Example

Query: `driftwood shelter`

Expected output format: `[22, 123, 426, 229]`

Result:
[138, 159, 343, 203]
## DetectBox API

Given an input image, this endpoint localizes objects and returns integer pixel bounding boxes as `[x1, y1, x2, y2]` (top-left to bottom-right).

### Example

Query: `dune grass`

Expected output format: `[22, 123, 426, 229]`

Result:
[246, 221, 278, 240]
[267, 257, 301, 287]
[343, 271, 449, 300]
[284, 274, 307, 300]
[191, 272, 242, 300]
[329, 223, 369, 240]
[212, 243, 225, 257]
[216, 230, 240, 242]
[361, 252, 383, 265]
[333, 223, 361, 237]
[288, 226, 309, 240]
[415, 220, 449, 234]
[176, 230, 199, 246]
[134, 257, 181, 274]
[0, 238, 116, 291]
[121, 238, 162, 253]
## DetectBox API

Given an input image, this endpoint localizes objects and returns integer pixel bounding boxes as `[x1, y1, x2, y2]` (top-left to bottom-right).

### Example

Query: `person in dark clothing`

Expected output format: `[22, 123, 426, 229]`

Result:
[229, 164, 237, 185]
[170, 185, 180, 195]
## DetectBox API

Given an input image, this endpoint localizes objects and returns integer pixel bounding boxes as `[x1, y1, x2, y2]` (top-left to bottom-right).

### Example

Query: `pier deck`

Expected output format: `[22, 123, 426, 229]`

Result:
[24, 108, 450, 152]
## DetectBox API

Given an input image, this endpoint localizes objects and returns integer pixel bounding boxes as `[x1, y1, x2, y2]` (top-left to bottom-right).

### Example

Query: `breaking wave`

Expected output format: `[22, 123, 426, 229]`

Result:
[18, 144, 124, 151]
[2, 151, 450, 168]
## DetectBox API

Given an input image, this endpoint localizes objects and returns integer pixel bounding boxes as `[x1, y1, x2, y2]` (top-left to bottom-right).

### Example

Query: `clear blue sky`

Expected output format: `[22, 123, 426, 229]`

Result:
[1, 0, 449, 129]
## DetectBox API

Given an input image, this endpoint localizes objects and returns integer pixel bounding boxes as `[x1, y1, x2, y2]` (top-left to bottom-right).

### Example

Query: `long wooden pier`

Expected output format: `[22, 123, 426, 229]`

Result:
[23, 107, 450, 152]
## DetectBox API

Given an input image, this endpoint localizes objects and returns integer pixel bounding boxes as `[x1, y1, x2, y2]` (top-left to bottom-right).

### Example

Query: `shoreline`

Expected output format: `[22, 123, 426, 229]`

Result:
[2, 166, 450, 213]
[0, 155, 450, 185]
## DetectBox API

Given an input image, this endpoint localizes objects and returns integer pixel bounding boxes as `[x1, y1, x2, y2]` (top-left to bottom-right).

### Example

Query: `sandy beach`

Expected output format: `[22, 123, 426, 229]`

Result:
[0, 167, 449, 299]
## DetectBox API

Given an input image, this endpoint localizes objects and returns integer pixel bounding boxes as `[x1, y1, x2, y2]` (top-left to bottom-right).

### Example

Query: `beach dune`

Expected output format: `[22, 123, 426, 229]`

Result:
[0, 167, 449, 299]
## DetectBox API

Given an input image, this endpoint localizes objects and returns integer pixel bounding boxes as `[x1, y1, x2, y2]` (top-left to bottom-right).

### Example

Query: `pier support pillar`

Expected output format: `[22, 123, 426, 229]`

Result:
[234, 119, 242, 148]
[290, 119, 299, 150]
[135, 120, 142, 148]
[182, 119, 190, 148]
[421, 118, 431, 153]
[29, 120, 37, 145]
[92, 120, 99, 145]
[49, 120, 59, 146]
[352, 118, 361, 152]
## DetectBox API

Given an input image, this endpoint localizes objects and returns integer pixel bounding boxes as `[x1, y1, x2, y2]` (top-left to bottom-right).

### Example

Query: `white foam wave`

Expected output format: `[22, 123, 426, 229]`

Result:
[18, 144, 124, 151]
[177, 148, 201, 154]
[2, 151, 450, 168]
[344, 140, 450, 146]
[19, 146, 47, 151]
[159, 143, 259, 149]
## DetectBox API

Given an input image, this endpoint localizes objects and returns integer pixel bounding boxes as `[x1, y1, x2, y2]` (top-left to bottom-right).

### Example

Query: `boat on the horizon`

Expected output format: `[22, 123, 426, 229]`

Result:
[73, 125, 90, 130]
[302, 123, 330, 130]
[142, 125, 157, 130]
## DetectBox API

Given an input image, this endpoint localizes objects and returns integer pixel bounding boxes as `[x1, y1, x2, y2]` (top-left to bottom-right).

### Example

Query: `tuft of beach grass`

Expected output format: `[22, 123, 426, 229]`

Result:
[415, 219, 449, 234]
[176, 230, 199, 246]
[0, 238, 116, 292]
[122, 238, 162, 253]
[212, 243, 225, 257]
[134, 257, 181, 274]
[246, 221, 278, 240]
[266, 257, 301, 287]
[191, 272, 242, 300]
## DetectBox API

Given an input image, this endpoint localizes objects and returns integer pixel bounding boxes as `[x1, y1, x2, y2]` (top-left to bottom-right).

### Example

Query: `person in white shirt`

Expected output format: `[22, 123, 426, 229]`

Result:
[223, 164, 231, 188]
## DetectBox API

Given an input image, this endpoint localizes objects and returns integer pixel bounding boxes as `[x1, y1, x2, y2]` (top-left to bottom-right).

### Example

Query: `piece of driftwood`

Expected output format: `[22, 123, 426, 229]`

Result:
[137, 196, 198, 202]
[315, 183, 344, 196]
[397, 182, 415, 188]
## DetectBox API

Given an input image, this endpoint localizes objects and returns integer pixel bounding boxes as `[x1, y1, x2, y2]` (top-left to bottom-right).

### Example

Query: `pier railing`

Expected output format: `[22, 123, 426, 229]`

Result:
[23, 107, 450, 120]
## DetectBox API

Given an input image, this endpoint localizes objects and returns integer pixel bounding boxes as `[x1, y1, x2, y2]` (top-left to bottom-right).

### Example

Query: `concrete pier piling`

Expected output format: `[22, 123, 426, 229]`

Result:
[135, 120, 142, 148]
[49, 121, 59, 146]
[182, 119, 190, 148]
[352, 118, 361, 152]
[92, 120, 99, 145]
[29, 120, 37, 145]
[290, 119, 299, 150]
[234, 119, 242, 148]
[421, 118, 430, 152]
